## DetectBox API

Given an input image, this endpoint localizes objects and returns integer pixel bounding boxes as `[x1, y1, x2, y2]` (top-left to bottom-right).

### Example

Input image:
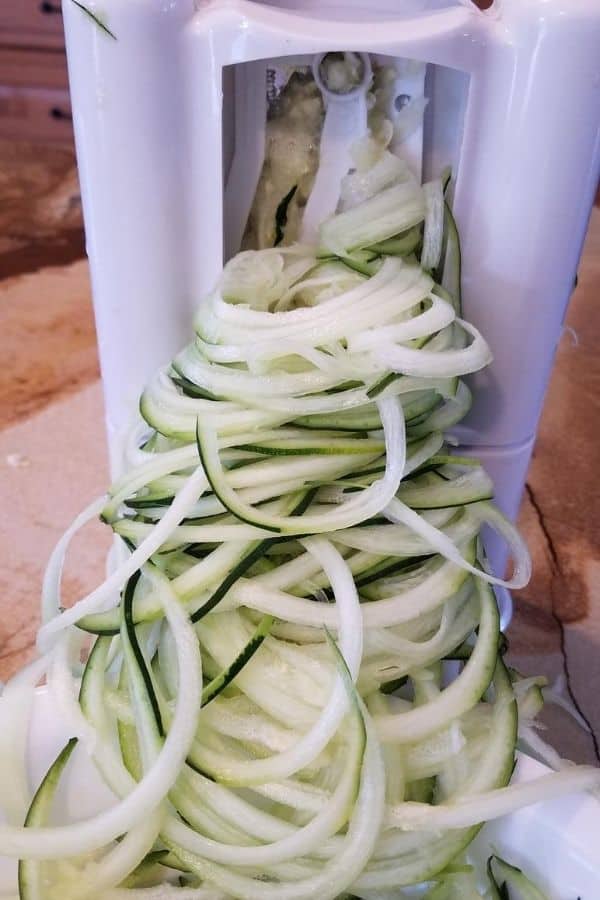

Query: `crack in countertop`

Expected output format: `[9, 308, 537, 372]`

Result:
[525, 482, 600, 763]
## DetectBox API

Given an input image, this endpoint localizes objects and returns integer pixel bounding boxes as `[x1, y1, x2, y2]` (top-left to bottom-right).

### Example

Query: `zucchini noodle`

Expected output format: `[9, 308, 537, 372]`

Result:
[0, 134, 595, 900]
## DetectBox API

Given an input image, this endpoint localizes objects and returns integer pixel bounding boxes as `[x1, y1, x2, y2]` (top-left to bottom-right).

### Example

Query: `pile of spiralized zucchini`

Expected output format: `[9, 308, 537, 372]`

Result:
[1, 137, 598, 900]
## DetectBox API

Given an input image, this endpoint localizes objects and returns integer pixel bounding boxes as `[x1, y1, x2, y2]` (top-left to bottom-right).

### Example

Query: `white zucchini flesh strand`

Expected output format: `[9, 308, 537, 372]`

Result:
[189, 274, 434, 365]
[177, 342, 353, 398]
[197, 613, 325, 728]
[347, 294, 456, 351]
[0, 657, 49, 826]
[165, 712, 385, 900]
[106, 445, 201, 515]
[384, 497, 531, 590]
[40, 495, 108, 624]
[319, 181, 426, 254]
[163, 708, 364, 867]
[46, 631, 97, 750]
[385, 766, 600, 831]
[37, 467, 208, 647]
[114, 576, 367, 868]
[103, 889, 228, 900]
[66, 813, 163, 900]
[184, 540, 363, 786]
[216, 551, 473, 630]
[351, 663, 517, 890]
[376, 319, 492, 378]
[199, 255, 400, 335]
[300, 536, 363, 680]
[143, 365, 439, 426]
[0, 574, 202, 859]
[374, 579, 498, 743]
[196, 396, 405, 535]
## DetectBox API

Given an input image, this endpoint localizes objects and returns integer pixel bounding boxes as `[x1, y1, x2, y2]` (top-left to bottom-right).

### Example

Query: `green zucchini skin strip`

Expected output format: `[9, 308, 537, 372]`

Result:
[234, 438, 384, 457]
[274, 184, 298, 247]
[366, 226, 422, 257]
[76, 514, 473, 637]
[196, 418, 281, 535]
[396, 468, 494, 510]
[119, 849, 170, 888]
[70, 0, 117, 40]
[77, 488, 318, 635]
[118, 663, 143, 781]
[190, 539, 276, 624]
[433, 198, 462, 315]
[190, 487, 316, 624]
[122, 570, 164, 736]
[18, 739, 78, 900]
[201, 614, 274, 706]
[487, 855, 549, 900]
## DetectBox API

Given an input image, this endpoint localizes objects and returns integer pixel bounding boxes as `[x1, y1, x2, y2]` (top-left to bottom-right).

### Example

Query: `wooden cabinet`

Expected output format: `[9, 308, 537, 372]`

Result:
[0, 0, 65, 49]
[0, 1, 72, 144]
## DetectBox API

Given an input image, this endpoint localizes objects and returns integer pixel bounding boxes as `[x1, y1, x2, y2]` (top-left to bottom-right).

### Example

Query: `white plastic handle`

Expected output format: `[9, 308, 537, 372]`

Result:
[301, 52, 372, 244]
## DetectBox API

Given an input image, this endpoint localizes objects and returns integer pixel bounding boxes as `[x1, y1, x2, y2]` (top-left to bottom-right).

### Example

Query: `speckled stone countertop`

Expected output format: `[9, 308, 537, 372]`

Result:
[0, 138, 598, 765]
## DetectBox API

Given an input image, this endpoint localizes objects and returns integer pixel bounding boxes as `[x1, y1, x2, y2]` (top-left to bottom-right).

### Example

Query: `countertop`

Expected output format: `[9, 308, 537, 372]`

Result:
[0, 139, 598, 765]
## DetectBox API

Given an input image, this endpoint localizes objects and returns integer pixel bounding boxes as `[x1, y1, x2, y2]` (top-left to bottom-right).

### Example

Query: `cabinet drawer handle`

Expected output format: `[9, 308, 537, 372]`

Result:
[50, 106, 72, 122]
[39, 1, 62, 13]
